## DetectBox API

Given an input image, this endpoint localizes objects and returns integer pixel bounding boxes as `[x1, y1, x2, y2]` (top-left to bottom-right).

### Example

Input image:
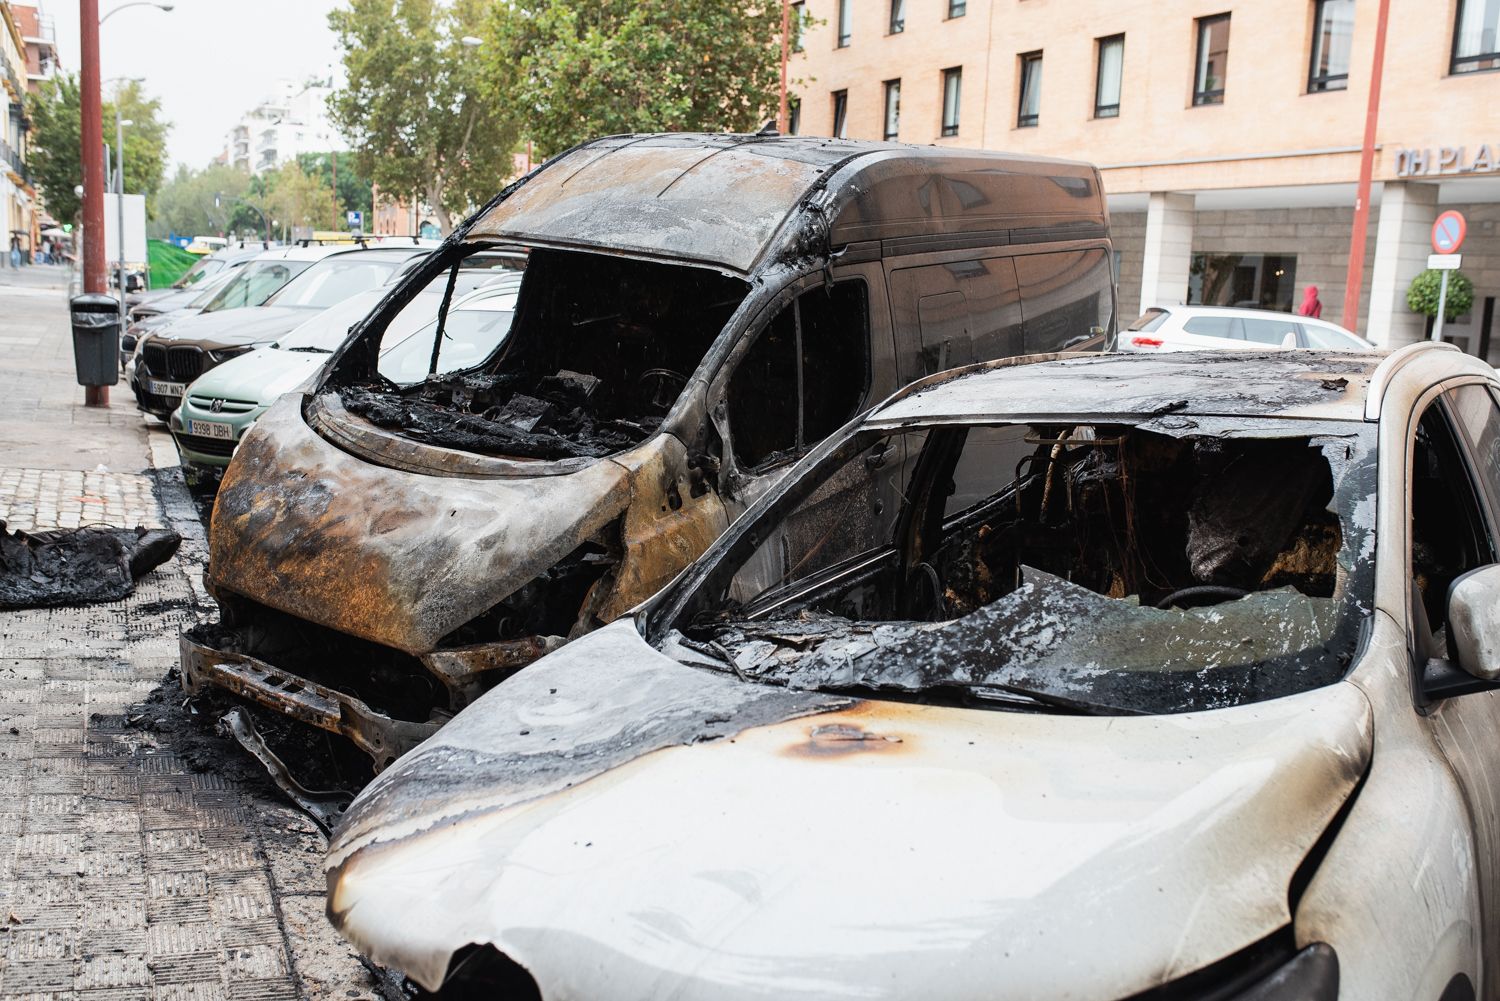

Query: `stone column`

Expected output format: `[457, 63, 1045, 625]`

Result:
[1366, 181, 1439, 348]
[1138, 192, 1196, 315]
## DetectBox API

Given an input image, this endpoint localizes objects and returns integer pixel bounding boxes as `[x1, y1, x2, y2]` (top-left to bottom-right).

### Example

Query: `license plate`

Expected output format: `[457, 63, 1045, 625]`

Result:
[146, 379, 185, 397]
[187, 419, 234, 440]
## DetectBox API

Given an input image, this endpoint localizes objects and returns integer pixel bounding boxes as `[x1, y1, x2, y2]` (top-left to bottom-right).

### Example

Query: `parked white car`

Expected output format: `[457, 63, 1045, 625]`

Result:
[327, 343, 1500, 1001]
[1121, 304, 1373, 352]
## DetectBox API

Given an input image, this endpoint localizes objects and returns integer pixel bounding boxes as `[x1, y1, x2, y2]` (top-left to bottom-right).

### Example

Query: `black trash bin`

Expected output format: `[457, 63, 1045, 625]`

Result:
[70, 293, 122, 387]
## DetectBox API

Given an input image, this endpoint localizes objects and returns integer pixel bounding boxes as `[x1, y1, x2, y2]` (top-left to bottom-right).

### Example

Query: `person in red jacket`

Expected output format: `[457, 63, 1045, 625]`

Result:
[1297, 284, 1323, 318]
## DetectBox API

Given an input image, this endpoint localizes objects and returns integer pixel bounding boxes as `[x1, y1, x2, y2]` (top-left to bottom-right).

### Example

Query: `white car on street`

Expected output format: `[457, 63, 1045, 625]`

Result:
[328, 344, 1500, 1001]
[1122, 304, 1373, 352]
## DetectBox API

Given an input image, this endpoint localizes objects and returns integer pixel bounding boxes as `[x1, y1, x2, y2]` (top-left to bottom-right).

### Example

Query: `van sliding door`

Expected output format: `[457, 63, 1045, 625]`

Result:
[889, 258, 1023, 382]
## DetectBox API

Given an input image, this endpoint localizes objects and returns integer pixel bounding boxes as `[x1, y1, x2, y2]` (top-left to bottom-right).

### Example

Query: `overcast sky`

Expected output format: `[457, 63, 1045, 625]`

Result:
[47, 0, 347, 170]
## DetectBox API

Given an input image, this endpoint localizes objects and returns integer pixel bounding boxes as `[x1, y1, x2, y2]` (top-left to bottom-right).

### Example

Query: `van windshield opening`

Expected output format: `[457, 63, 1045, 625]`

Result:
[337, 247, 750, 460]
[658, 419, 1376, 715]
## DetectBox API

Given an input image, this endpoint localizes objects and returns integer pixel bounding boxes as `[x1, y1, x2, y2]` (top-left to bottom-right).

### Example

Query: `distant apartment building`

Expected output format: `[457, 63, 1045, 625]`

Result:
[0, 1, 37, 259]
[223, 78, 345, 175]
[10, 1, 57, 96]
[790, 0, 1500, 360]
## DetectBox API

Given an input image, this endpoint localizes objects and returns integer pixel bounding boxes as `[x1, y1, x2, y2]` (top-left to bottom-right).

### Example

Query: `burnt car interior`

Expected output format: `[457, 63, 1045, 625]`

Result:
[336, 246, 749, 460]
[663, 420, 1371, 715]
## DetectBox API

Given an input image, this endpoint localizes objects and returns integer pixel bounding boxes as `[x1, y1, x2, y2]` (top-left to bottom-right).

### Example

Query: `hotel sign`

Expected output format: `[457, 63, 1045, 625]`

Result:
[1394, 145, 1499, 177]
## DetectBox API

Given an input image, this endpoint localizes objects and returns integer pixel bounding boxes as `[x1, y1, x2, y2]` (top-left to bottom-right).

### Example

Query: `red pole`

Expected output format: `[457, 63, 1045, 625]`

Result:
[1340, 0, 1392, 333]
[80, 0, 108, 405]
[777, 0, 789, 132]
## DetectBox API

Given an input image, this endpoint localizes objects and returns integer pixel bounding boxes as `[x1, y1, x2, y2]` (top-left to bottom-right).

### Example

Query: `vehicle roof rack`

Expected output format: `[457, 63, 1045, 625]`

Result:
[1364, 340, 1461, 421]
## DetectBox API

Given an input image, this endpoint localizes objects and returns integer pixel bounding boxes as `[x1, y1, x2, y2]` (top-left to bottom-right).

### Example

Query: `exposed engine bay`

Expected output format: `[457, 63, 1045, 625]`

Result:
[337, 247, 749, 459]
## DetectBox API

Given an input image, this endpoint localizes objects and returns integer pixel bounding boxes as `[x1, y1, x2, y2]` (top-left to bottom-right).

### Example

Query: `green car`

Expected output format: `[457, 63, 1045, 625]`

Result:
[170, 271, 523, 473]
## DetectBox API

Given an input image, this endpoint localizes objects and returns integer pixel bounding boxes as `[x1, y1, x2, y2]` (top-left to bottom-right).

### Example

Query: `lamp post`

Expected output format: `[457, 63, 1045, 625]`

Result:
[115, 113, 133, 334]
[79, 0, 172, 406]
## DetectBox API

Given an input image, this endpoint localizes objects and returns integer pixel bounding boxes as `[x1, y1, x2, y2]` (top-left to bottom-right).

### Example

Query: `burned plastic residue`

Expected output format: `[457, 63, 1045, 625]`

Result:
[342, 368, 663, 460]
[0, 521, 181, 609]
[665, 425, 1377, 716]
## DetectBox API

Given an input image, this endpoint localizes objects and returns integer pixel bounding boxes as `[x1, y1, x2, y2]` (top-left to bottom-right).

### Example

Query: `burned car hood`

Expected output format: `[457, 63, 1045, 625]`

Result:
[152, 304, 314, 348]
[327, 620, 1372, 998]
[210, 395, 661, 653]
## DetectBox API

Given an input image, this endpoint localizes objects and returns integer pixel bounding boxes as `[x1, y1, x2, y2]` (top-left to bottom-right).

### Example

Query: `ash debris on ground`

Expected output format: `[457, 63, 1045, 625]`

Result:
[0, 520, 181, 609]
[120, 669, 375, 803]
[342, 367, 661, 460]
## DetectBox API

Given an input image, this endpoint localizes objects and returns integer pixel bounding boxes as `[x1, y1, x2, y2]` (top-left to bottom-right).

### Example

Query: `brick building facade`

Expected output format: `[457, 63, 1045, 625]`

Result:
[790, 0, 1500, 359]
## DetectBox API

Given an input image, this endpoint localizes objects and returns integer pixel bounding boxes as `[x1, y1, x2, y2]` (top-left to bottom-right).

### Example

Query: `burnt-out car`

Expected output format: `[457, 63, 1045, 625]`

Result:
[327, 345, 1500, 1000]
[182, 133, 1117, 768]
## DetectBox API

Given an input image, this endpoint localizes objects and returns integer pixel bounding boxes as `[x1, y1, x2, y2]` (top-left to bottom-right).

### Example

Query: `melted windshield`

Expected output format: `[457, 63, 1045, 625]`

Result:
[201, 259, 312, 313]
[657, 418, 1376, 715]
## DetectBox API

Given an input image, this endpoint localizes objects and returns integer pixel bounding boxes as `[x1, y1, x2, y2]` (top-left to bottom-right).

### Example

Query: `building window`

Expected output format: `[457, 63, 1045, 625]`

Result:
[1193, 14, 1231, 105]
[890, 0, 905, 33]
[1189, 253, 1298, 312]
[788, 97, 801, 135]
[883, 80, 901, 140]
[1095, 34, 1124, 117]
[941, 68, 962, 136]
[1308, 0, 1354, 91]
[791, 1, 805, 53]
[1453, 0, 1500, 73]
[832, 90, 849, 138]
[837, 0, 852, 47]
[949, 0, 967, 17]
[1017, 51, 1043, 127]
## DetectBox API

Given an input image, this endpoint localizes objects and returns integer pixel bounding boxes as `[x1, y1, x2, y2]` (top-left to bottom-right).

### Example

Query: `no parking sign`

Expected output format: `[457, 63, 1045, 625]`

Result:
[1432, 210, 1467, 254]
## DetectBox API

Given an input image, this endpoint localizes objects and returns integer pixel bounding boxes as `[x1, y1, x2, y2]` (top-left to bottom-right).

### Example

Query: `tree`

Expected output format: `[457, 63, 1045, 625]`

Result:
[294, 152, 374, 227]
[150, 163, 253, 239]
[1407, 268, 1475, 323]
[265, 160, 336, 234]
[492, 0, 787, 158]
[328, 0, 521, 233]
[25, 74, 169, 224]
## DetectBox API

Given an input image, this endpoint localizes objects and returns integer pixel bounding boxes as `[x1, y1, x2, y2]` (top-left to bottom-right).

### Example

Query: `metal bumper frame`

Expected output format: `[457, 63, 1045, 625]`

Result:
[179, 633, 440, 770]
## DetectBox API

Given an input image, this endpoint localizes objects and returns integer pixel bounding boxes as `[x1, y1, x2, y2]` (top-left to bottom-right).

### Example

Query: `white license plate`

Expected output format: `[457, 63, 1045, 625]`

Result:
[187, 419, 235, 440]
[145, 379, 185, 397]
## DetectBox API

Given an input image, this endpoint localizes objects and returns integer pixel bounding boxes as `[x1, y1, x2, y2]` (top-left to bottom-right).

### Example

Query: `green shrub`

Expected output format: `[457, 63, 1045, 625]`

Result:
[1406, 268, 1474, 321]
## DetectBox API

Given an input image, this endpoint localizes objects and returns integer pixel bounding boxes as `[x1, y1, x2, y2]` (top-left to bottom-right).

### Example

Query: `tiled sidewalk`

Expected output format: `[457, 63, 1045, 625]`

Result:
[0, 468, 163, 532]
[0, 271, 380, 999]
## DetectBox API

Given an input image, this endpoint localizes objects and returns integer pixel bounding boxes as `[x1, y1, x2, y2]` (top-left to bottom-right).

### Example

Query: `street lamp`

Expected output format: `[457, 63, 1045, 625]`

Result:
[99, 2, 173, 25]
[79, 0, 173, 406]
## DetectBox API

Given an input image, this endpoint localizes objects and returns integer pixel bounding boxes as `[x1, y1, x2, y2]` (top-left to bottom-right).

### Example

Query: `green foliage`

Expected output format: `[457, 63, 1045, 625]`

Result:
[147, 239, 196, 288]
[293, 152, 373, 223]
[1406, 269, 1475, 321]
[149, 163, 253, 239]
[328, 0, 521, 231]
[266, 160, 336, 232]
[490, 0, 787, 158]
[25, 75, 169, 223]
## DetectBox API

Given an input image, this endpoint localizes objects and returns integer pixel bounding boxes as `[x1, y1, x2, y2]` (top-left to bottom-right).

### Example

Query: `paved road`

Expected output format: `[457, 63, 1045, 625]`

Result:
[0, 267, 380, 1000]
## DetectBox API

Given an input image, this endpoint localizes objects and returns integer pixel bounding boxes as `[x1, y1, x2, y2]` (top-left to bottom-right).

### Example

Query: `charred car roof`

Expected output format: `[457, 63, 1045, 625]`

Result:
[868, 349, 1384, 427]
[466, 133, 1105, 274]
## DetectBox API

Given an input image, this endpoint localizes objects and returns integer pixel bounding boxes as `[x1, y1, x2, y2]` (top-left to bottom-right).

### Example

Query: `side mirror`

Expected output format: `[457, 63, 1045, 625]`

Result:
[1421, 564, 1500, 703]
[1449, 564, 1500, 680]
[1280, 331, 1298, 349]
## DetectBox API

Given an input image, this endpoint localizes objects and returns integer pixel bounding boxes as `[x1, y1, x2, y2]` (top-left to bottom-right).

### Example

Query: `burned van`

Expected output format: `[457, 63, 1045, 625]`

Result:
[182, 133, 1115, 769]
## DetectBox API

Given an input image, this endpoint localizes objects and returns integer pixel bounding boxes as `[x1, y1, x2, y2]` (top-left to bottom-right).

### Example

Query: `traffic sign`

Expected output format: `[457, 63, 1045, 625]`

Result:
[346, 210, 364, 229]
[1432, 210, 1467, 254]
[1428, 253, 1462, 270]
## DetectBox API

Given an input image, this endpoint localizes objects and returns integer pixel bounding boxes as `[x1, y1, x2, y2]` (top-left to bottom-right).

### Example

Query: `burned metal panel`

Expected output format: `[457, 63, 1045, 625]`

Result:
[467, 137, 842, 274]
[327, 619, 1371, 998]
[869, 351, 1379, 428]
[209, 395, 638, 654]
[1, 524, 180, 609]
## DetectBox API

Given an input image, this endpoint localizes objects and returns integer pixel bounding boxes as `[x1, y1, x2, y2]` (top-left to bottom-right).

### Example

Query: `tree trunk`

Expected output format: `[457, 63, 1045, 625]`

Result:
[425, 179, 452, 235]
